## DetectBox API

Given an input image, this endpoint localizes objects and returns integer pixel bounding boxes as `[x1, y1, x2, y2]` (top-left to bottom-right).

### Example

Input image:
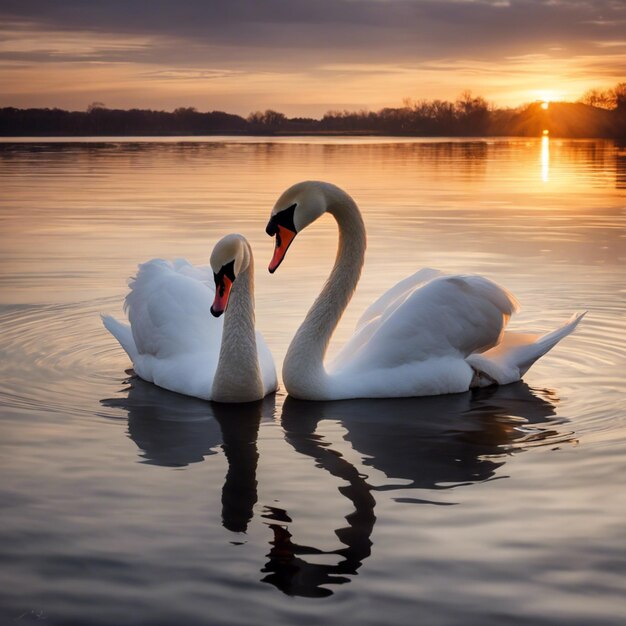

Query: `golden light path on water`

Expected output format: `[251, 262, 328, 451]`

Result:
[542, 135, 550, 183]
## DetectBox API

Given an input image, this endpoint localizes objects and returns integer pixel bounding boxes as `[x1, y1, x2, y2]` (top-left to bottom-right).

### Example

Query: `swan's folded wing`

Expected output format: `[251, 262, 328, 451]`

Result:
[125, 259, 223, 360]
[333, 274, 519, 374]
[331, 268, 444, 371]
[172, 259, 214, 285]
[355, 267, 443, 330]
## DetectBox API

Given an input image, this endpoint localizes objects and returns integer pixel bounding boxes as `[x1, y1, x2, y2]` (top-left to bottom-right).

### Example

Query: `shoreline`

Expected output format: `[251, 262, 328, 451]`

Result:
[0, 133, 622, 142]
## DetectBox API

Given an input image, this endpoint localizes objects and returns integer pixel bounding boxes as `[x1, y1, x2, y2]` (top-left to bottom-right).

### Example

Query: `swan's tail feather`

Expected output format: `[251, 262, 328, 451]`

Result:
[101, 314, 138, 362]
[514, 312, 586, 376]
[466, 312, 586, 386]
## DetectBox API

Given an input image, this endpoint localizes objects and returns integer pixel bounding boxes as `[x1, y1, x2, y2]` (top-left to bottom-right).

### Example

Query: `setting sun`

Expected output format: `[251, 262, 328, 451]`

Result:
[534, 90, 565, 108]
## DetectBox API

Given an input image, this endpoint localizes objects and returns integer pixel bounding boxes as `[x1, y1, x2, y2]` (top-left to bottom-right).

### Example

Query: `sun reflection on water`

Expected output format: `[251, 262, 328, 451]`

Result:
[541, 135, 550, 183]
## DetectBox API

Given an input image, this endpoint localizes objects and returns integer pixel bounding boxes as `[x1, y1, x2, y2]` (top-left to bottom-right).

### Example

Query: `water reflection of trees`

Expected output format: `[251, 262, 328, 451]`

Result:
[616, 144, 626, 189]
[102, 379, 573, 598]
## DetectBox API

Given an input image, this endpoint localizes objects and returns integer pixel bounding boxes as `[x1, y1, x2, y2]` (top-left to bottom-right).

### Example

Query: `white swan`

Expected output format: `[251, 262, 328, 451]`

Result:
[266, 181, 584, 401]
[102, 234, 277, 403]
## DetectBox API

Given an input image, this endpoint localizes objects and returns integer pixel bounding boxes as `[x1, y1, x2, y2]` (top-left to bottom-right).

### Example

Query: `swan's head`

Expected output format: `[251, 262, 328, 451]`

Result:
[266, 181, 327, 273]
[210, 234, 251, 317]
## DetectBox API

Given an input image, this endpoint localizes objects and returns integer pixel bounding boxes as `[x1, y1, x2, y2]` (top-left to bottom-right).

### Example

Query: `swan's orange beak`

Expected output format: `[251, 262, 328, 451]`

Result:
[211, 275, 233, 318]
[268, 225, 296, 273]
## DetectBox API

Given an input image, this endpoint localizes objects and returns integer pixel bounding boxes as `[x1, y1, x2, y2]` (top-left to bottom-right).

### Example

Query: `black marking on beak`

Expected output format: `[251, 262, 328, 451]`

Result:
[266, 203, 297, 236]
[211, 260, 236, 317]
[213, 260, 236, 287]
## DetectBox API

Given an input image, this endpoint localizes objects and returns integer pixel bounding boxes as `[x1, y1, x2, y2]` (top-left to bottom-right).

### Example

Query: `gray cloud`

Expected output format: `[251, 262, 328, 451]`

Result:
[0, 0, 623, 114]
[0, 0, 624, 63]
[139, 68, 240, 80]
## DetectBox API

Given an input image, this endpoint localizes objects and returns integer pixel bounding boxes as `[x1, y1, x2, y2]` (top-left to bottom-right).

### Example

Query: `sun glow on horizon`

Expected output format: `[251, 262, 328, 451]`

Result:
[0, 9, 622, 116]
[535, 90, 565, 106]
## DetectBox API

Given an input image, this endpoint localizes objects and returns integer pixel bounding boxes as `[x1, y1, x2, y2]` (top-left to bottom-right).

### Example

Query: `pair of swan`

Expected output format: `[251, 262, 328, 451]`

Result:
[103, 181, 584, 403]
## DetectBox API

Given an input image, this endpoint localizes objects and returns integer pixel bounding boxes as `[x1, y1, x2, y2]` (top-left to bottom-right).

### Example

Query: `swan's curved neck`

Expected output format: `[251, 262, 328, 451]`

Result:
[212, 251, 263, 402]
[283, 187, 366, 399]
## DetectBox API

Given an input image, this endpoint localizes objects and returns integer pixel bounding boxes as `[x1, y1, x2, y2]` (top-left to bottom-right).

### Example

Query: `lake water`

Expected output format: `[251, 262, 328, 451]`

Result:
[0, 136, 624, 625]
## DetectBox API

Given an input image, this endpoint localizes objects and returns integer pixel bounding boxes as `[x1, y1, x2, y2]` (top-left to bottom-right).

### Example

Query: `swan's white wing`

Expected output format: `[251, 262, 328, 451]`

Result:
[171, 258, 214, 284]
[102, 259, 223, 399]
[125, 259, 223, 360]
[333, 274, 519, 376]
[331, 268, 444, 370]
[355, 267, 444, 330]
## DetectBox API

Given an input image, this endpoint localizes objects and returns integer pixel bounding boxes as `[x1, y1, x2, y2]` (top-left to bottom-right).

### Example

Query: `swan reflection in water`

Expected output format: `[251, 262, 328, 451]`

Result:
[282, 382, 573, 497]
[102, 374, 273, 533]
[102, 378, 574, 597]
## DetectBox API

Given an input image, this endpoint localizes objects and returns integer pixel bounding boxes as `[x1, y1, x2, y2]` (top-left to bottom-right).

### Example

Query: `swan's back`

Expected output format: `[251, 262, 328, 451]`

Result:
[125, 259, 223, 359]
[334, 274, 518, 374]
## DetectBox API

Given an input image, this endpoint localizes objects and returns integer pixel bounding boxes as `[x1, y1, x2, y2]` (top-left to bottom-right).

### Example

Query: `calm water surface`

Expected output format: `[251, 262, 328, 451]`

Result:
[0, 137, 625, 625]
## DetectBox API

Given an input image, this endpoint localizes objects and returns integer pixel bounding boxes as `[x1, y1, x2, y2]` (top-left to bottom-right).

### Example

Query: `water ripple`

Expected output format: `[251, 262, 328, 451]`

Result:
[0, 297, 126, 420]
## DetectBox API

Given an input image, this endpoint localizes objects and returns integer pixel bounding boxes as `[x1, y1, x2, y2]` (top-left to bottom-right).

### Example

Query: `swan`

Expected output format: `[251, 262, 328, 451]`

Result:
[266, 181, 584, 401]
[102, 234, 277, 403]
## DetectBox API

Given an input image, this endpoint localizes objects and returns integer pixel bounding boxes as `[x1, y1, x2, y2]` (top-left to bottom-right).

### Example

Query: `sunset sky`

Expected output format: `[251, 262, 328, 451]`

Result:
[0, 0, 624, 117]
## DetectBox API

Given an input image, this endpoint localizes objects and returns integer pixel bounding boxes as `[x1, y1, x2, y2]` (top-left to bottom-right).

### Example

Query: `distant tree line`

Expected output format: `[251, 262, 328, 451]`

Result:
[1, 84, 624, 138]
[0, 106, 249, 136]
[578, 84, 626, 110]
